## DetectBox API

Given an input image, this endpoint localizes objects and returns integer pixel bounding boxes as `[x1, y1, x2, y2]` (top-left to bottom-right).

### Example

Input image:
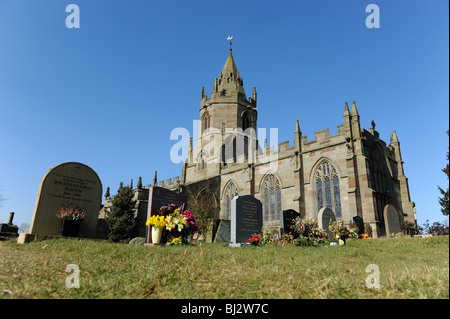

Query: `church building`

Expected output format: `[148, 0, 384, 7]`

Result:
[155, 48, 417, 238]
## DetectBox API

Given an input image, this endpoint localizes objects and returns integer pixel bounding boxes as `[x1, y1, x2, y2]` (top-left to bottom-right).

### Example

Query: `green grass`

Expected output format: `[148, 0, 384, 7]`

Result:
[0, 236, 448, 299]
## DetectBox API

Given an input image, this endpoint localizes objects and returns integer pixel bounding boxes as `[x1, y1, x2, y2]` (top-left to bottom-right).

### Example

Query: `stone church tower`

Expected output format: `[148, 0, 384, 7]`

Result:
[162, 48, 416, 238]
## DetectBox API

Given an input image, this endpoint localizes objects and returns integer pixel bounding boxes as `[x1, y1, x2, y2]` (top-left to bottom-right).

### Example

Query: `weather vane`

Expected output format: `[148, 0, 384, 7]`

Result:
[227, 35, 233, 49]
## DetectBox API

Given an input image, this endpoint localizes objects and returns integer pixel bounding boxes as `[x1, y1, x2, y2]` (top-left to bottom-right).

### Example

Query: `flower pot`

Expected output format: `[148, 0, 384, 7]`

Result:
[60, 220, 82, 237]
[151, 227, 163, 244]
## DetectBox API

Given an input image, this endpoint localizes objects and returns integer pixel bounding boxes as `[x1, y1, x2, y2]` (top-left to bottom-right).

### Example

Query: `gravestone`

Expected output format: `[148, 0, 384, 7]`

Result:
[352, 215, 365, 235]
[230, 195, 263, 247]
[280, 209, 300, 236]
[384, 204, 401, 235]
[214, 220, 231, 242]
[318, 207, 336, 235]
[24, 162, 102, 241]
[145, 186, 187, 244]
[0, 212, 19, 240]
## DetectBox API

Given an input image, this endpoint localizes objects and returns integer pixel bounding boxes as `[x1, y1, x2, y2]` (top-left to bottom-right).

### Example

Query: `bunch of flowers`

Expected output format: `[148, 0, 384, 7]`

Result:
[247, 233, 261, 246]
[328, 221, 359, 245]
[159, 203, 199, 244]
[290, 217, 329, 246]
[145, 215, 166, 229]
[167, 237, 182, 246]
[56, 204, 86, 221]
[359, 233, 372, 239]
[259, 227, 277, 245]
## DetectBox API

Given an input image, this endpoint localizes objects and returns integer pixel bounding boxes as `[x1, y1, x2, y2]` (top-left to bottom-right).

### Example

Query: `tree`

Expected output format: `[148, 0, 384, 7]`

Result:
[185, 179, 220, 238]
[438, 130, 449, 216]
[105, 184, 137, 242]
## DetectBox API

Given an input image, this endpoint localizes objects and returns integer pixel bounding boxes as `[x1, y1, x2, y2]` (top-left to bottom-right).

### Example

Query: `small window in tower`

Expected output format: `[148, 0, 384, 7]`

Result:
[202, 112, 210, 133]
[242, 113, 251, 131]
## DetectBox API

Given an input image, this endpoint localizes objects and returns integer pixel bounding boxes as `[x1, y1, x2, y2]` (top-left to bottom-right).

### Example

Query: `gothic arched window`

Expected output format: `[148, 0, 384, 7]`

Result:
[202, 111, 210, 133]
[223, 181, 239, 219]
[242, 112, 251, 131]
[197, 151, 208, 170]
[262, 175, 282, 222]
[316, 161, 342, 218]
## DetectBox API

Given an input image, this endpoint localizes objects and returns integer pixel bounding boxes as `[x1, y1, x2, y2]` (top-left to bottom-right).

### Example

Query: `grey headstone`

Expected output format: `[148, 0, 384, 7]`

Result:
[214, 220, 231, 242]
[230, 195, 263, 246]
[318, 207, 336, 235]
[384, 204, 401, 235]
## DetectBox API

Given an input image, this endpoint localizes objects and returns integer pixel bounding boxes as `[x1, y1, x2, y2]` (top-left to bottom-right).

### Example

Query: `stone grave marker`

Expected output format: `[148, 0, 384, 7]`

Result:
[0, 212, 19, 240]
[352, 215, 365, 235]
[280, 209, 300, 236]
[19, 162, 102, 243]
[230, 195, 263, 247]
[145, 186, 187, 244]
[384, 204, 401, 235]
[214, 219, 231, 242]
[318, 207, 336, 235]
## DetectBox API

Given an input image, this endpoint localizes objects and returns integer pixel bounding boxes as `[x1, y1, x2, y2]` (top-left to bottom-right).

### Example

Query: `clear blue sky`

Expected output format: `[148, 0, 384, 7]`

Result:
[0, 0, 448, 229]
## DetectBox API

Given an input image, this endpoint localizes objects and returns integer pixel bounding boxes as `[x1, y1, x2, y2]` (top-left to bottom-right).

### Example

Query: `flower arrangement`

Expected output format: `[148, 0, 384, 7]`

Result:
[247, 233, 261, 246]
[359, 233, 372, 239]
[167, 237, 182, 246]
[290, 217, 329, 246]
[145, 215, 166, 229]
[328, 221, 359, 245]
[56, 204, 86, 221]
[155, 203, 199, 244]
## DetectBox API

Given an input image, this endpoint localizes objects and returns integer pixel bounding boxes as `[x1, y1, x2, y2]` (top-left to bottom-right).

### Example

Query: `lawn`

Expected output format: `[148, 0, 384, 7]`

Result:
[0, 236, 448, 299]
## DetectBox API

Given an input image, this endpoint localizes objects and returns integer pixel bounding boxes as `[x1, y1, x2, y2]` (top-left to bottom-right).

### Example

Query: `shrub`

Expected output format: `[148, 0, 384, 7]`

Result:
[400, 220, 419, 236]
[105, 185, 137, 242]
[420, 219, 449, 236]
[129, 237, 146, 245]
[364, 223, 373, 238]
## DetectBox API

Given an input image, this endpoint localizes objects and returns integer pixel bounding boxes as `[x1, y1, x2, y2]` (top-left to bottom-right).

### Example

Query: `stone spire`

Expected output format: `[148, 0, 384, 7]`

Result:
[214, 48, 246, 98]
[153, 171, 158, 187]
[351, 101, 359, 116]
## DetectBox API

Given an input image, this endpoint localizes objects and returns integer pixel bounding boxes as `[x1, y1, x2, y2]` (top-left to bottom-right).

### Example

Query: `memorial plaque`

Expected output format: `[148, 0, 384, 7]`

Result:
[145, 186, 187, 243]
[29, 162, 102, 238]
[230, 195, 263, 246]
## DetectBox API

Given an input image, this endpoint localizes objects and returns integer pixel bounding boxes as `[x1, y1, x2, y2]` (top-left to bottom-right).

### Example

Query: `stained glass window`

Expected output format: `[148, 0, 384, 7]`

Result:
[263, 175, 282, 222]
[316, 161, 341, 218]
[316, 178, 323, 210]
[264, 188, 269, 221]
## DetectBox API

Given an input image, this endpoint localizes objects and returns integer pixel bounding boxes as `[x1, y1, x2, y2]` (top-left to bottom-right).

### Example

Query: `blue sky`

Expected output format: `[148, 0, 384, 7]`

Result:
[0, 0, 448, 229]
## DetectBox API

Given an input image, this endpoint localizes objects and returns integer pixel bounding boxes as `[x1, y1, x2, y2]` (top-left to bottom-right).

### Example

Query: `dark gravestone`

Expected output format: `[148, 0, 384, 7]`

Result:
[214, 220, 231, 242]
[0, 212, 19, 240]
[280, 209, 300, 236]
[230, 195, 263, 247]
[145, 186, 187, 244]
[353, 215, 365, 235]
